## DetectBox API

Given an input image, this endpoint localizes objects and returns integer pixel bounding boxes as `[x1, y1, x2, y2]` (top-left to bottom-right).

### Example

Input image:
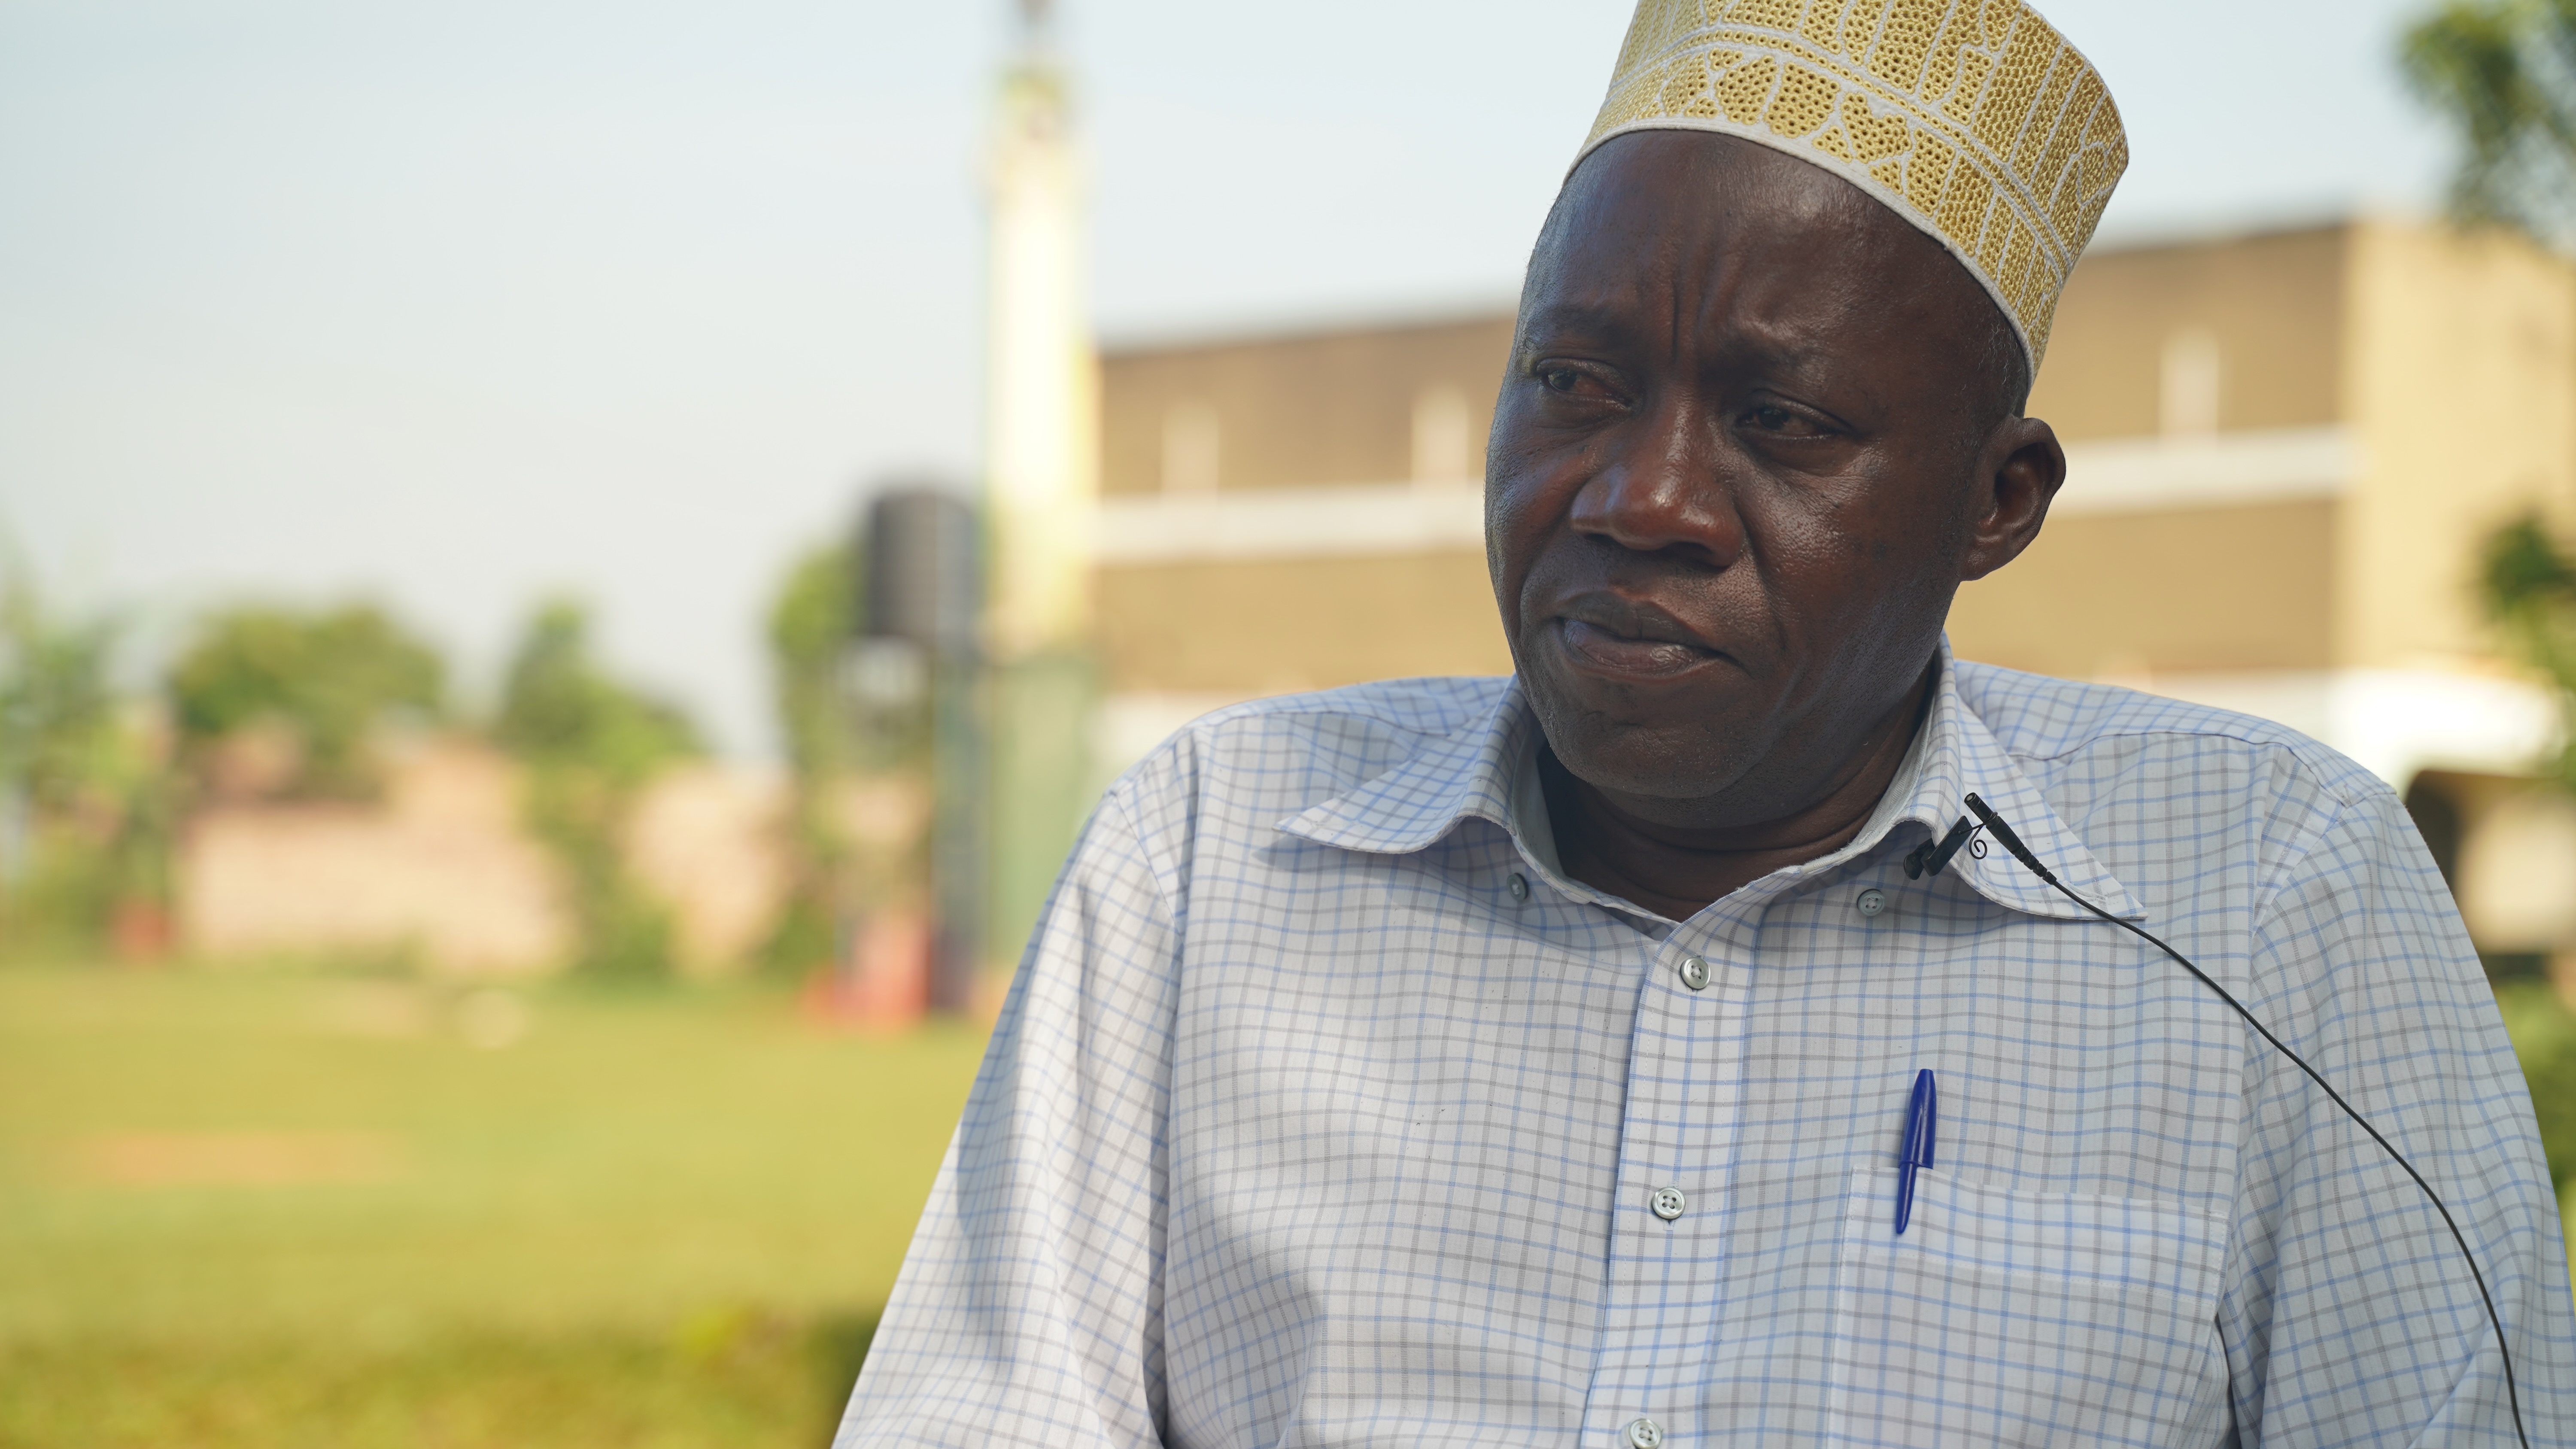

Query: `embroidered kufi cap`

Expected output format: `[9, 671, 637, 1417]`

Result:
[1578, 0, 2128, 371]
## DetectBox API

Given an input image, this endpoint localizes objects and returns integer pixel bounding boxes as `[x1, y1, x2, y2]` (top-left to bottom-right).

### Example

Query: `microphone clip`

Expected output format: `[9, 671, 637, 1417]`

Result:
[1904, 814, 1983, 879]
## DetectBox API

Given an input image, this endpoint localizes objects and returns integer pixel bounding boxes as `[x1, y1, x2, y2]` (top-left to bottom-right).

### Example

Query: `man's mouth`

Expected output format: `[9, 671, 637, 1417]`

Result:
[1552, 615, 1724, 680]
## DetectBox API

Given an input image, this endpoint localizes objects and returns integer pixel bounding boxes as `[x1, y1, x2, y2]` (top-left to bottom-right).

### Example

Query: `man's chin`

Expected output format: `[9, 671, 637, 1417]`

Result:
[1527, 684, 1763, 808]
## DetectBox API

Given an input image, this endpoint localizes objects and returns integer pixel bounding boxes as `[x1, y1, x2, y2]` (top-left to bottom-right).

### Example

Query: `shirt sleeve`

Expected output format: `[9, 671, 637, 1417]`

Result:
[833, 786, 1181, 1449]
[2218, 782, 2576, 1445]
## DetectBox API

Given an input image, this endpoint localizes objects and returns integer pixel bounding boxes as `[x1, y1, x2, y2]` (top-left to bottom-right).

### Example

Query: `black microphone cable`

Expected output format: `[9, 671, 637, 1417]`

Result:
[1940, 791, 2531, 1449]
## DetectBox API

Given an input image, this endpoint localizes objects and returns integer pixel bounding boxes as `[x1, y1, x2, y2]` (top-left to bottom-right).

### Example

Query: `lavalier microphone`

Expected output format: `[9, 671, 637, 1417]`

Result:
[1906, 792, 2533, 1449]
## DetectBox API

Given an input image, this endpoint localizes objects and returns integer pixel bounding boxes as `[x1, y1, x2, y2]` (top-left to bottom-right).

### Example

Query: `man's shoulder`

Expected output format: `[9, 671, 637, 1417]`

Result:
[1951, 659, 2392, 811]
[1109, 676, 1510, 820]
[1182, 676, 1512, 744]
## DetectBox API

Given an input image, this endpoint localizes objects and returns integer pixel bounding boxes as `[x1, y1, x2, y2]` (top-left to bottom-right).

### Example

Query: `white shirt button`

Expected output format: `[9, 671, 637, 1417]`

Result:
[1650, 1185, 1686, 1221]
[1856, 888, 1886, 917]
[1508, 872, 1529, 902]
[1626, 1418, 1664, 1449]
[1676, 956, 1710, 991]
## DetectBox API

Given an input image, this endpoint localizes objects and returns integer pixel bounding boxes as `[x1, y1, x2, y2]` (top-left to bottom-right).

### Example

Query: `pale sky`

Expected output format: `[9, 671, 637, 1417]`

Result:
[0, 0, 2456, 754]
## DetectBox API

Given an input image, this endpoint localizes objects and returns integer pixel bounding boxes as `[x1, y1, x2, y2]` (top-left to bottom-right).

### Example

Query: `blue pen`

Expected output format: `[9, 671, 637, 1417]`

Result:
[1893, 1068, 1937, 1236]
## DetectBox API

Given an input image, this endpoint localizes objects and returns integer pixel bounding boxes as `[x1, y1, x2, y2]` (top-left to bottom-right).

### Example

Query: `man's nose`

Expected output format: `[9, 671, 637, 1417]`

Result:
[1565, 400, 1745, 568]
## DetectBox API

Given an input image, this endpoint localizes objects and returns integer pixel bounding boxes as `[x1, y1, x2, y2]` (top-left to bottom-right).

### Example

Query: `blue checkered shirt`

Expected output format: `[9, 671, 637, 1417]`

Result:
[838, 650, 2576, 1446]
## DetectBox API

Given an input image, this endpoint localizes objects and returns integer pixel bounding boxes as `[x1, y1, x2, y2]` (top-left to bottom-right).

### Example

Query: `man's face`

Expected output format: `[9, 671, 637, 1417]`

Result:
[1487, 131, 2056, 826]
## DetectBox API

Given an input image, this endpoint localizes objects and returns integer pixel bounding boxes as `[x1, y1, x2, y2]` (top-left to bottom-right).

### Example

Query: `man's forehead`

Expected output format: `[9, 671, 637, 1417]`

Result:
[1530, 137, 1964, 339]
[1550, 131, 1912, 261]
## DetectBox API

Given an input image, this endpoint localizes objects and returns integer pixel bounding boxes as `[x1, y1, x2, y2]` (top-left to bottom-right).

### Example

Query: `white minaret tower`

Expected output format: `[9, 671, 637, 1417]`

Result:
[981, 0, 1101, 978]
[983, 0, 1097, 660]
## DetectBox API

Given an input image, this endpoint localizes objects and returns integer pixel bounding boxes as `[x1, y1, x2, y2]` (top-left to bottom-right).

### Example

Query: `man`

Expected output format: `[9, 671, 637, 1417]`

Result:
[842, 2, 2576, 1444]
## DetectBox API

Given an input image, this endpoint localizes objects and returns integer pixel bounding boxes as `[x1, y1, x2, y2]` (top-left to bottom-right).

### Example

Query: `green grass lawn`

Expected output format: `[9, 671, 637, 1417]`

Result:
[0, 963, 989, 1448]
[7, 961, 2574, 1448]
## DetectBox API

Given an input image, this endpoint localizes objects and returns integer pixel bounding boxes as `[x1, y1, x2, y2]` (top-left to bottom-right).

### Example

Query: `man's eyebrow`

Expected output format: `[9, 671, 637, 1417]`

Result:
[1710, 316, 1831, 378]
[1520, 300, 1837, 388]
[1515, 301, 1639, 352]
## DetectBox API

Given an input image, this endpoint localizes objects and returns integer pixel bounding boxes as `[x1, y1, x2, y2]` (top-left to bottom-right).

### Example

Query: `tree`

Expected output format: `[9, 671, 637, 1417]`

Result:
[769, 544, 861, 788]
[0, 573, 169, 957]
[493, 600, 702, 981]
[2472, 514, 2576, 1185]
[2402, 0, 2576, 240]
[759, 544, 860, 975]
[168, 603, 445, 800]
[2483, 515, 2576, 785]
[0, 582, 125, 823]
[756, 537, 948, 984]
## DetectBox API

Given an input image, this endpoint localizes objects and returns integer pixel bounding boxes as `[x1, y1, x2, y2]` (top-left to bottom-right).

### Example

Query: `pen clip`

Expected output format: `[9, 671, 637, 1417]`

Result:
[1912, 1069, 1936, 1170]
[1899, 1069, 1936, 1168]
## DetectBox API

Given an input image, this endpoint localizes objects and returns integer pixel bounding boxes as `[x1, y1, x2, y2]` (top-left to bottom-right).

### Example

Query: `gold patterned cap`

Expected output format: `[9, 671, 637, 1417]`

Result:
[1577, 0, 2127, 370]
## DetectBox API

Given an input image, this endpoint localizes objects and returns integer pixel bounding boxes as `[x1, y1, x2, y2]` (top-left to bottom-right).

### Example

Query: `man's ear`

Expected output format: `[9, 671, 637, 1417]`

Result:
[1958, 416, 2064, 583]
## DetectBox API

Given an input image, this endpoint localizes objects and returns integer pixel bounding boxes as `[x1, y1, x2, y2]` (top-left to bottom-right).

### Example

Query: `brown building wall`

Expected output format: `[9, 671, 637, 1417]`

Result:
[1946, 498, 2339, 678]
[181, 740, 568, 973]
[182, 740, 787, 975]
[1103, 495, 2342, 697]
[2029, 226, 2347, 442]
[1100, 315, 1516, 496]
[1094, 220, 2576, 704]
[2338, 221, 2576, 668]
[1099, 551, 1510, 695]
[1101, 224, 2357, 499]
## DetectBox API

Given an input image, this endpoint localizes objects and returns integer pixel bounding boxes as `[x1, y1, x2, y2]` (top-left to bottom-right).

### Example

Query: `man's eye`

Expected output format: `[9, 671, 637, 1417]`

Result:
[1540, 367, 1583, 394]
[1743, 404, 1825, 436]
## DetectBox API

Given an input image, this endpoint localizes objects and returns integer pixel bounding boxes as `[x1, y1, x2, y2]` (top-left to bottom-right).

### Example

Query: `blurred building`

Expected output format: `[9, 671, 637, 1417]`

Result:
[1090, 216, 2576, 967]
[182, 739, 787, 975]
[1093, 311, 1514, 762]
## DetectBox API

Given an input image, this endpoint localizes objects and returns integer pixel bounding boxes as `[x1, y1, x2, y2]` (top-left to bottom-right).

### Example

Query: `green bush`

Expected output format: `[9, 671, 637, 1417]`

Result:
[2497, 981, 2576, 1193]
[493, 601, 701, 982]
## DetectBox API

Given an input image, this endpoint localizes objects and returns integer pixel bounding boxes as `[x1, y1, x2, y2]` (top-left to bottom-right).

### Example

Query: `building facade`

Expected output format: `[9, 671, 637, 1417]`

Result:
[1091, 218, 2576, 966]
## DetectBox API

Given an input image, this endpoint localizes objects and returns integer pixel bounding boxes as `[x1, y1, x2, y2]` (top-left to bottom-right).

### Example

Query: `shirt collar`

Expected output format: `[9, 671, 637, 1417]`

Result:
[1276, 641, 2143, 924]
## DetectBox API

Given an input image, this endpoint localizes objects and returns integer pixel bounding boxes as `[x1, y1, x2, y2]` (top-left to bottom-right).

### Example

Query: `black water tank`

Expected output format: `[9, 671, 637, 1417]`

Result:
[860, 487, 980, 656]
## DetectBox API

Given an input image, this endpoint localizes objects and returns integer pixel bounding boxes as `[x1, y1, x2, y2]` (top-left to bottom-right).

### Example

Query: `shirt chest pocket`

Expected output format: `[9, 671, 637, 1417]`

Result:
[1826, 1167, 2232, 1448]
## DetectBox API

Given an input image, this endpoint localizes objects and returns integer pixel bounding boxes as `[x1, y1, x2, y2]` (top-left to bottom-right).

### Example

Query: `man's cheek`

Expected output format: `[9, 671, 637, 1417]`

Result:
[1493, 500, 1567, 598]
